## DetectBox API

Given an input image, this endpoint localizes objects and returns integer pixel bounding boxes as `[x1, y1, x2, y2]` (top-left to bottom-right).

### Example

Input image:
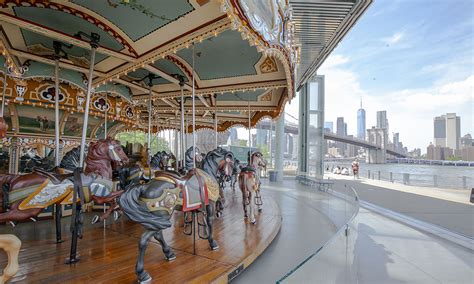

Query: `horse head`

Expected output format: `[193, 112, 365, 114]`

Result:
[251, 152, 267, 170]
[85, 138, 129, 179]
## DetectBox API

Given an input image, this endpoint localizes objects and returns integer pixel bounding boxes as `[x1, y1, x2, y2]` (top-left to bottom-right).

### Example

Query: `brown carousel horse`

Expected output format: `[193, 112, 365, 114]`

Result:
[118, 146, 234, 283]
[239, 151, 267, 224]
[0, 139, 128, 245]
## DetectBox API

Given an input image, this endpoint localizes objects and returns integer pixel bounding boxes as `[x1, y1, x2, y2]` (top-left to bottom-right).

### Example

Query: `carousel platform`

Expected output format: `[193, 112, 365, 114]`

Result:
[0, 190, 282, 283]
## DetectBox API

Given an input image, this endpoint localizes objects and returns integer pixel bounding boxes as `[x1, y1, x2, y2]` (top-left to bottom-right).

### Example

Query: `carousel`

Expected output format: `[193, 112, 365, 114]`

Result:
[0, 0, 296, 282]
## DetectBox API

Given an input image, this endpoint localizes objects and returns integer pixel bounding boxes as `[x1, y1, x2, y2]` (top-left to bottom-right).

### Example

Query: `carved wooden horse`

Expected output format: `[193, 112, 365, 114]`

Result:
[0, 234, 20, 284]
[201, 147, 235, 216]
[0, 139, 128, 237]
[239, 152, 267, 224]
[119, 147, 224, 283]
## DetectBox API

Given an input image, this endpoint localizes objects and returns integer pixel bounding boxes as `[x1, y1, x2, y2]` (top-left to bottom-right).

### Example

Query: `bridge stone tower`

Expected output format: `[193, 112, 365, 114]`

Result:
[366, 127, 387, 164]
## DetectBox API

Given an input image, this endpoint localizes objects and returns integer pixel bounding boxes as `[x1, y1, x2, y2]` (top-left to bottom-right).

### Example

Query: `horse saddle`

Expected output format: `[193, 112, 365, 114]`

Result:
[240, 166, 255, 173]
[33, 168, 74, 185]
[18, 179, 73, 210]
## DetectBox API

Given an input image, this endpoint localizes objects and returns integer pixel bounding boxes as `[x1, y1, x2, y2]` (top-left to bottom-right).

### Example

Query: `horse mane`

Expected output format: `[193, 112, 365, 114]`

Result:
[60, 146, 84, 172]
[184, 147, 196, 171]
[201, 147, 233, 179]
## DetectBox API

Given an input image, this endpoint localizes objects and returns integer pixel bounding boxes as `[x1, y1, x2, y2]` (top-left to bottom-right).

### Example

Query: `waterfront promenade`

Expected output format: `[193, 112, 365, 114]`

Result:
[234, 179, 473, 283]
[326, 172, 474, 237]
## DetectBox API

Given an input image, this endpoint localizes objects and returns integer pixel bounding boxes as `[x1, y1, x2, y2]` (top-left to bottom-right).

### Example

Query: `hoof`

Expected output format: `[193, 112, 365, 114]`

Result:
[216, 211, 221, 218]
[113, 210, 121, 221]
[210, 240, 219, 250]
[165, 251, 176, 261]
[91, 215, 100, 224]
[250, 219, 256, 225]
[258, 208, 262, 212]
[138, 272, 152, 284]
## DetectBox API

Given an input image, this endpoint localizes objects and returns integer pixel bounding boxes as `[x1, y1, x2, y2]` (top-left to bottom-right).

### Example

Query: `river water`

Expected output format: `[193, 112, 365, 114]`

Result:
[324, 161, 473, 189]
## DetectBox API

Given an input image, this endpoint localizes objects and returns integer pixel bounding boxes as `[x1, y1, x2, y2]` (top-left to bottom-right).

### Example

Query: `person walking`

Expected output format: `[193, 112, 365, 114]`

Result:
[352, 158, 360, 179]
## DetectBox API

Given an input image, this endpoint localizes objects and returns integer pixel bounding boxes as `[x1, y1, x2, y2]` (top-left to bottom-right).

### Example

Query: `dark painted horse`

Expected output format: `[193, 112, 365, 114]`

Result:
[201, 147, 235, 216]
[119, 146, 234, 283]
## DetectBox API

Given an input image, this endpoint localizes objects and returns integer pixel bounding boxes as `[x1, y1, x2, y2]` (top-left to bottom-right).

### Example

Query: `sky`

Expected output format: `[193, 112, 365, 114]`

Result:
[285, 0, 473, 151]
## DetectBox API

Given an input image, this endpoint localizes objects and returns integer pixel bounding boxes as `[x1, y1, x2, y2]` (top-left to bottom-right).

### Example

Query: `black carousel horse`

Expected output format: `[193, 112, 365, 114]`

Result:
[19, 148, 55, 173]
[118, 146, 234, 283]
[200, 147, 235, 216]
[231, 158, 242, 192]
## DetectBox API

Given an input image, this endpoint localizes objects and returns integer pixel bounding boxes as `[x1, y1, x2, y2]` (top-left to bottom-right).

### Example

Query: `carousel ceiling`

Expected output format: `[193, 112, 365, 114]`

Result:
[0, 0, 298, 138]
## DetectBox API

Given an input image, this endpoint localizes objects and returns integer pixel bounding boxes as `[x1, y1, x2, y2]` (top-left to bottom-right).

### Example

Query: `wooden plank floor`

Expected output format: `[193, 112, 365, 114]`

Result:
[0, 188, 282, 283]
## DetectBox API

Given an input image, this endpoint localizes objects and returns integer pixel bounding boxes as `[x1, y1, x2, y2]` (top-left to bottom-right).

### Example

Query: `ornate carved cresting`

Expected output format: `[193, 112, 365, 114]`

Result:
[260, 57, 278, 73]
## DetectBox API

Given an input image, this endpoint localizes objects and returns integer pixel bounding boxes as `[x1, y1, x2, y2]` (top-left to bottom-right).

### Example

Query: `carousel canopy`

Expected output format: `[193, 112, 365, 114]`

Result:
[0, 0, 297, 139]
[0, 0, 371, 140]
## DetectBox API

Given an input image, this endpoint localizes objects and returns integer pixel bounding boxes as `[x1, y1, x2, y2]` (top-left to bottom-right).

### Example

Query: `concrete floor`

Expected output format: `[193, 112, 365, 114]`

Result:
[235, 178, 474, 284]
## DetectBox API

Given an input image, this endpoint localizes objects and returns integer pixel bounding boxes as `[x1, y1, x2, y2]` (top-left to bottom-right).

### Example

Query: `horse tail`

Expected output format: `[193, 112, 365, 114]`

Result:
[118, 184, 172, 231]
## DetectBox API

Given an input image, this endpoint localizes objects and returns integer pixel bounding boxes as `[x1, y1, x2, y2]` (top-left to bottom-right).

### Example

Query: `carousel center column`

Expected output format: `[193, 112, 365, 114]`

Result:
[8, 137, 19, 175]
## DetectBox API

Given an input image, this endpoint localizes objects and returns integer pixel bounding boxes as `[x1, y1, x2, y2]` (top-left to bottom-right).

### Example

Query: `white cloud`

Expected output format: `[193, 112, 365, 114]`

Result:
[381, 32, 404, 45]
[319, 57, 473, 151]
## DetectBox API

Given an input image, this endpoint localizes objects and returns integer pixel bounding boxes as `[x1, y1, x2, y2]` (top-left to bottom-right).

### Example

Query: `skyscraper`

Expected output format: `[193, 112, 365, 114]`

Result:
[357, 98, 366, 140]
[376, 110, 389, 131]
[434, 113, 461, 150]
[324, 121, 333, 133]
[336, 117, 345, 136]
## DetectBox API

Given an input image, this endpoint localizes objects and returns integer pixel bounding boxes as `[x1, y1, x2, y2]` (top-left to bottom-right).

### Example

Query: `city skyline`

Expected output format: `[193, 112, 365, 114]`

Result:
[311, 0, 473, 150]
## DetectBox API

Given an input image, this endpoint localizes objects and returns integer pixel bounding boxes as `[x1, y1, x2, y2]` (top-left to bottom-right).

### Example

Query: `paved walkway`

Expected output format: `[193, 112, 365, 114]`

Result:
[235, 178, 474, 283]
[326, 173, 474, 237]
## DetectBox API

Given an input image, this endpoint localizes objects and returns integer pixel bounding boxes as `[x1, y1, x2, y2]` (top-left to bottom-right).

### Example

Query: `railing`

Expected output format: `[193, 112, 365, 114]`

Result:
[366, 170, 472, 189]
[277, 176, 360, 283]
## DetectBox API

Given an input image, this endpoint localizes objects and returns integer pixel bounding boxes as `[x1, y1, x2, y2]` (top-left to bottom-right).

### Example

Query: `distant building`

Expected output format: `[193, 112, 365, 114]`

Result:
[357, 99, 366, 140]
[427, 143, 453, 160]
[336, 117, 345, 136]
[376, 110, 389, 131]
[433, 113, 461, 150]
[324, 121, 333, 133]
[393, 132, 400, 151]
[229, 128, 238, 145]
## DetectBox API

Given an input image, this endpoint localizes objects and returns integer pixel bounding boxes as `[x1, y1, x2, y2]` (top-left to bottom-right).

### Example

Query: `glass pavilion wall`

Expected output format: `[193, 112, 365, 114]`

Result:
[298, 75, 325, 178]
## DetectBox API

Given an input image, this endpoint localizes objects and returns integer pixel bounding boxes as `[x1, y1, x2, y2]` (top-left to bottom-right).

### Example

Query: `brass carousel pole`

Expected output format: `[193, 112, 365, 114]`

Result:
[192, 44, 196, 169]
[71, 32, 99, 264]
[248, 101, 251, 163]
[179, 80, 185, 168]
[147, 82, 152, 166]
[104, 91, 108, 138]
[0, 72, 6, 117]
[54, 58, 60, 167]
[214, 94, 218, 149]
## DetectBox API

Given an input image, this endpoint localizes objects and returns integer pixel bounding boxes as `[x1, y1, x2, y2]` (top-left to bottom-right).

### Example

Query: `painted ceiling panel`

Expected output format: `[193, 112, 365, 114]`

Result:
[71, 0, 194, 41]
[14, 7, 124, 52]
[152, 59, 188, 81]
[94, 83, 132, 101]
[24, 62, 87, 89]
[177, 30, 261, 80]
[126, 68, 169, 85]
[217, 89, 264, 102]
[20, 29, 109, 64]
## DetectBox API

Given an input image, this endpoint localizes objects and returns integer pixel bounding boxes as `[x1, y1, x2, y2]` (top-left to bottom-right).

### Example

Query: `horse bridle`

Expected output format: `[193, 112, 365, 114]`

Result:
[108, 144, 122, 163]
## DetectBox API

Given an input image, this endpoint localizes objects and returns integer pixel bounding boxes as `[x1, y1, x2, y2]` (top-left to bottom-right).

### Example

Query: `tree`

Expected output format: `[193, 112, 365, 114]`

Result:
[115, 131, 169, 153]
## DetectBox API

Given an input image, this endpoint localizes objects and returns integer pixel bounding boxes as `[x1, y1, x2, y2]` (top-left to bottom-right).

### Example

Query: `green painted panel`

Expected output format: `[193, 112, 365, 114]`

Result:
[95, 83, 132, 101]
[24, 62, 87, 89]
[95, 120, 118, 139]
[127, 68, 168, 85]
[72, 0, 194, 41]
[177, 30, 261, 80]
[14, 7, 124, 51]
[16, 105, 64, 135]
[20, 29, 108, 64]
[217, 89, 264, 102]
[152, 59, 188, 81]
